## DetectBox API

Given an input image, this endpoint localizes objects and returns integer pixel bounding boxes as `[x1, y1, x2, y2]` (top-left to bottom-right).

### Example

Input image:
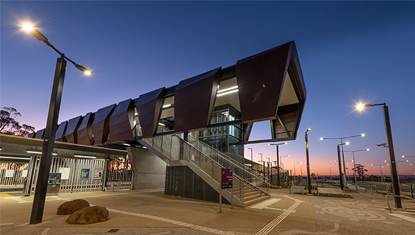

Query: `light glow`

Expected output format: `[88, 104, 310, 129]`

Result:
[22, 24, 34, 31]
[74, 155, 96, 159]
[320, 137, 323, 140]
[26, 150, 57, 155]
[361, 133, 365, 137]
[0, 156, 31, 160]
[162, 104, 171, 108]
[217, 89, 238, 97]
[345, 142, 350, 145]
[218, 86, 238, 93]
[356, 103, 365, 111]
[84, 70, 92, 75]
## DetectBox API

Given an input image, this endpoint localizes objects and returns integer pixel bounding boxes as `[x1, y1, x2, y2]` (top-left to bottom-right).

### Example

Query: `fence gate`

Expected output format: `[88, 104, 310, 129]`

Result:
[106, 157, 132, 190]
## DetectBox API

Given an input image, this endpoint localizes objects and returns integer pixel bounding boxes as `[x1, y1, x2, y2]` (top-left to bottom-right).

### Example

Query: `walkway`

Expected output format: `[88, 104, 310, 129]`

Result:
[0, 188, 414, 234]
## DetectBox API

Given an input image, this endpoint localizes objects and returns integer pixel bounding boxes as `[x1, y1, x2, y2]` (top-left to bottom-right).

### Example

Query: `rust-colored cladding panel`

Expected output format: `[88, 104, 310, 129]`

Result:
[174, 68, 221, 132]
[235, 41, 292, 123]
[109, 99, 135, 143]
[55, 121, 68, 142]
[136, 88, 165, 138]
[65, 116, 83, 143]
[92, 104, 116, 145]
[77, 112, 94, 145]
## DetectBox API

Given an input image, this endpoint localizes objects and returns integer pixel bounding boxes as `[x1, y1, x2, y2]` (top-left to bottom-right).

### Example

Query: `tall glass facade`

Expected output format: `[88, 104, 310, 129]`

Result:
[197, 105, 243, 156]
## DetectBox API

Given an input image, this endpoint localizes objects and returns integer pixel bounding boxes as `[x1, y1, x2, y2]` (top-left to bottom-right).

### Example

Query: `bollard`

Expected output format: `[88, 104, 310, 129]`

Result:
[388, 183, 390, 191]
[400, 184, 402, 192]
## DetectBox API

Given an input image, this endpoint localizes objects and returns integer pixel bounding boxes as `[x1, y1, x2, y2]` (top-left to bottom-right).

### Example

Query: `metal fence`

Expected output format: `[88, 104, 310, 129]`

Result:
[0, 162, 29, 186]
[24, 156, 108, 195]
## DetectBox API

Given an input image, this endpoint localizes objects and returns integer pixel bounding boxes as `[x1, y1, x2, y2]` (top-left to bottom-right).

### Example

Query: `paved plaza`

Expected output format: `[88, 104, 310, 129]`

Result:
[1, 188, 414, 235]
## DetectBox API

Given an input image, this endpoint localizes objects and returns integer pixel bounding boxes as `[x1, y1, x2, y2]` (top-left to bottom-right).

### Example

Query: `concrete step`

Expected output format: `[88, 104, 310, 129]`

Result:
[244, 194, 270, 207]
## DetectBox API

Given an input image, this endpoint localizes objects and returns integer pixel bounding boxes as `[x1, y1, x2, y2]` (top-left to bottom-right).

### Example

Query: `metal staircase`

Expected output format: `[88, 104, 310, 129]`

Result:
[137, 132, 270, 207]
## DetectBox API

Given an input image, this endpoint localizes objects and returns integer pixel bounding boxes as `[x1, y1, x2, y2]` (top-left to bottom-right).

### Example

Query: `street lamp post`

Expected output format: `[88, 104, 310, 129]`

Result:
[294, 162, 301, 185]
[329, 165, 332, 180]
[356, 102, 401, 208]
[258, 153, 264, 181]
[247, 148, 253, 170]
[266, 157, 271, 183]
[305, 128, 312, 193]
[321, 134, 364, 187]
[344, 149, 369, 191]
[371, 164, 387, 182]
[21, 24, 92, 224]
[268, 142, 287, 187]
[337, 143, 349, 190]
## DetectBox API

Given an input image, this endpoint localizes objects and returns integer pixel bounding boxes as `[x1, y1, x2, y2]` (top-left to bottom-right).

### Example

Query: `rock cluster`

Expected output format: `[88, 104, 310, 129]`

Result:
[66, 206, 109, 224]
[57, 199, 109, 224]
[57, 199, 90, 215]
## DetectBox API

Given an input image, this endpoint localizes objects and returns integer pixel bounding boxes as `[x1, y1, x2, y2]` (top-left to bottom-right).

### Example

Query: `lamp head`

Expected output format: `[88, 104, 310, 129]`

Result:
[320, 137, 323, 140]
[284, 142, 287, 145]
[345, 142, 350, 145]
[377, 143, 387, 147]
[402, 155, 405, 158]
[366, 149, 369, 151]
[21, 24, 48, 41]
[361, 133, 365, 137]
[356, 103, 365, 111]
[75, 64, 92, 75]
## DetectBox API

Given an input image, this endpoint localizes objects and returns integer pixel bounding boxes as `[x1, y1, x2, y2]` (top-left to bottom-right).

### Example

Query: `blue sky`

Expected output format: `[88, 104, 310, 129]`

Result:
[1, 1, 415, 176]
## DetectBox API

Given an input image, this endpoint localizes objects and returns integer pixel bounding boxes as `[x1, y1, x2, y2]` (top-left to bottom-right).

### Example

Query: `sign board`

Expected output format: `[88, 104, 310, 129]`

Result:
[221, 168, 233, 189]
[21, 170, 28, 178]
[59, 167, 71, 180]
[48, 173, 61, 185]
[80, 169, 90, 180]
[94, 169, 104, 179]
[5, 170, 14, 177]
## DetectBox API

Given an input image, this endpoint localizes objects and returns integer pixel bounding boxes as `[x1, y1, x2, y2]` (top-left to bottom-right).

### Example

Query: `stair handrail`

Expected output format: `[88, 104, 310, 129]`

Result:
[187, 136, 277, 187]
[142, 132, 269, 200]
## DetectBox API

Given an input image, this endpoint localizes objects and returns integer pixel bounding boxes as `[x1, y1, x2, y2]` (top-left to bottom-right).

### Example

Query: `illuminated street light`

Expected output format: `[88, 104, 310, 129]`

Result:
[356, 102, 401, 208]
[21, 23, 92, 224]
[268, 142, 287, 186]
[344, 148, 369, 191]
[22, 24, 92, 75]
[321, 134, 361, 188]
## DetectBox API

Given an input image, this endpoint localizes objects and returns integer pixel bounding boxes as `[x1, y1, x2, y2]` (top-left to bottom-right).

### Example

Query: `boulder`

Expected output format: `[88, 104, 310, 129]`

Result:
[66, 206, 109, 224]
[57, 199, 90, 215]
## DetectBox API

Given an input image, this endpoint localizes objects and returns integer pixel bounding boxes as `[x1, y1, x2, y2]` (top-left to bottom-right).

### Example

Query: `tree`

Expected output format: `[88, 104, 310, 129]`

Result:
[352, 164, 368, 177]
[0, 107, 35, 137]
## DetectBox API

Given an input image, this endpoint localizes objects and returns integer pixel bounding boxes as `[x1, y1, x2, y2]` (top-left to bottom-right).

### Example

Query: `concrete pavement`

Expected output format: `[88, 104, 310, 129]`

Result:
[0, 188, 414, 234]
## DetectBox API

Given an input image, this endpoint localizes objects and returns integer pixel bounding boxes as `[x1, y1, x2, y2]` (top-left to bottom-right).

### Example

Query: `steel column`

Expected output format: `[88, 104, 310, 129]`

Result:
[30, 56, 67, 224]
[383, 105, 402, 208]
[337, 145, 344, 190]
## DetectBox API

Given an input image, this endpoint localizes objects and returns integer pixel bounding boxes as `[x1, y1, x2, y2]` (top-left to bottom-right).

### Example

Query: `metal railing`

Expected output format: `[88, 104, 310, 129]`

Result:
[143, 133, 247, 203]
[142, 132, 272, 203]
[188, 136, 279, 189]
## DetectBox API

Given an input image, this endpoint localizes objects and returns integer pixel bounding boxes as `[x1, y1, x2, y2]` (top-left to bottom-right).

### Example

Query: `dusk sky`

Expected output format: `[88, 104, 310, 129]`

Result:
[1, 1, 414, 176]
